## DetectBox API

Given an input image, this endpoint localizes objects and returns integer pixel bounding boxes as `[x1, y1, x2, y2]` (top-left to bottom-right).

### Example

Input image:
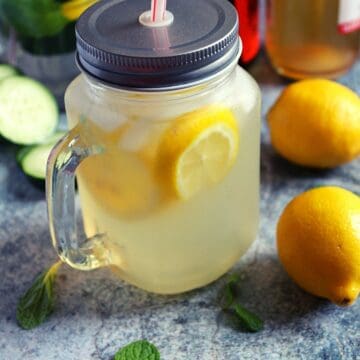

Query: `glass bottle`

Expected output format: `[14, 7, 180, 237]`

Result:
[46, 0, 261, 294]
[0, 0, 98, 107]
[266, 0, 360, 79]
[230, 0, 261, 65]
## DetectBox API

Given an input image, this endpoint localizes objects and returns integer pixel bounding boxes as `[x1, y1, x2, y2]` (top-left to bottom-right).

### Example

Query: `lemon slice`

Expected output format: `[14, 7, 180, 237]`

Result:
[157, 105, 239, 200]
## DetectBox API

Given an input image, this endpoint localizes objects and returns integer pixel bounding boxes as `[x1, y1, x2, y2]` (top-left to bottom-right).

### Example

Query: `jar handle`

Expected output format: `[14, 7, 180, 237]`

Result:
[46, 127, 108, 271]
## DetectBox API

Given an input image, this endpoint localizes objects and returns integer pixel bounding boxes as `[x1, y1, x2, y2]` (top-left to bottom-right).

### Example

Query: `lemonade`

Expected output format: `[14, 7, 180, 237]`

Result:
[65, 67, 261, 293]
[47, 0, 261, 294]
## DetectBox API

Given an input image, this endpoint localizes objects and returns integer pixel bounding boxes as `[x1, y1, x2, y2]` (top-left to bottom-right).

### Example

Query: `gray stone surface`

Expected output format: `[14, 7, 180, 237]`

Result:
[0, 55, 359, 360]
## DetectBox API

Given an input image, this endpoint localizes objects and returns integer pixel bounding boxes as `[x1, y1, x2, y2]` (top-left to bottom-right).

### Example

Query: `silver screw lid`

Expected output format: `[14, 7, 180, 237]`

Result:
[76, 0, 240, 90]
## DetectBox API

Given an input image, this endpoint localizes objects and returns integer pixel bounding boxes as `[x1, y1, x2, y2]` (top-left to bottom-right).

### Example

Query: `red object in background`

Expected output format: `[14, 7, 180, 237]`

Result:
[231, 0, 260, 64]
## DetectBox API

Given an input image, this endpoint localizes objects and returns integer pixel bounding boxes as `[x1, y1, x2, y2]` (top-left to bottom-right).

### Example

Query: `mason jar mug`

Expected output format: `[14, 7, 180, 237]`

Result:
[47, 0, 261, 294]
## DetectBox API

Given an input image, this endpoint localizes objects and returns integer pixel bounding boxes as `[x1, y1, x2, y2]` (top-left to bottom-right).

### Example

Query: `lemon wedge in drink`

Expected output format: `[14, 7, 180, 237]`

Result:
[157, 105, 239, 200]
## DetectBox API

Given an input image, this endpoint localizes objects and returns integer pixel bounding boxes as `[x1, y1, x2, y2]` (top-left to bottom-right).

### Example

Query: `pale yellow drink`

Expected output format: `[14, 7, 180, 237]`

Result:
[65, 66, 261, 294]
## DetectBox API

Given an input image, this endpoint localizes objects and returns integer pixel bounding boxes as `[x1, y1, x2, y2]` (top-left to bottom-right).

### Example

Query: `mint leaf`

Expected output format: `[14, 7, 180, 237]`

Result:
[233, 303, 264, 332]
[17, 261, 62, 330]
[218, 273, 264, 333]
[114, 340, 160, 360]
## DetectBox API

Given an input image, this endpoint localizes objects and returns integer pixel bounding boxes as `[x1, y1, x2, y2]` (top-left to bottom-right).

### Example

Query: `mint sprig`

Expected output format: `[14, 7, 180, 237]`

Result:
[17, 261, 62, 330]
[114, 340, 160, 360]
[219, 274, 264, 333]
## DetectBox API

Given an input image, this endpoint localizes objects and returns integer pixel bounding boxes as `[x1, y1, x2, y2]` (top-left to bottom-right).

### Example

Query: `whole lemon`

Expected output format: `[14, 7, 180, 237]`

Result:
[268, 79, 360, 168]
[277, 186, 360, 306]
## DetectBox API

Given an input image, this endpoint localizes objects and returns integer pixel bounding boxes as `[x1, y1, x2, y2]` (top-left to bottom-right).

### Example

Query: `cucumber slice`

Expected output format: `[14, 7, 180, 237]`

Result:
[17, 143, 55, 180]
[0, 64, 17, 81]
[0, 76, 58, 145]
[17, 131, 66, 180]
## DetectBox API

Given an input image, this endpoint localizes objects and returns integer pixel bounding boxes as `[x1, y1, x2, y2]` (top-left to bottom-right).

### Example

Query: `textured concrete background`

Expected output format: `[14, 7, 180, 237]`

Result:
[0, 54, 359, 359]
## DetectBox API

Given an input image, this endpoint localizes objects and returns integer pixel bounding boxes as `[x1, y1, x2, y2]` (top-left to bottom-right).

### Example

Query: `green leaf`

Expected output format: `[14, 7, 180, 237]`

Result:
[16, 261, 62, 330]
[114, 340, 160, 360]
[219, 273, 240, 309]
[233, 303, 264, 332]
[0, 0, 69, 38]
[218, 273, 264, 333]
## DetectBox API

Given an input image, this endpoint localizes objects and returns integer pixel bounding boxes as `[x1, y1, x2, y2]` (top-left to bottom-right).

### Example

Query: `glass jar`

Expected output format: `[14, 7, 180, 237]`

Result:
[0, 0, 98, 107]
[265, 0, 360, 79]
[47, 0, 261, 294]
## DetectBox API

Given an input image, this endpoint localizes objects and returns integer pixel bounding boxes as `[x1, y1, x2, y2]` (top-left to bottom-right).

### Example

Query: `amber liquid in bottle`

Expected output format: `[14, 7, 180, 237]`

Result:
[266, 0, 359, 79]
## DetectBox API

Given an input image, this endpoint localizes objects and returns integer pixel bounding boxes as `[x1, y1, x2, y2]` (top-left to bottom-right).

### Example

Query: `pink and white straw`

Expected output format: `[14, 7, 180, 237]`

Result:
[139, 0, 173, 27]
[151, 0, 167, 22]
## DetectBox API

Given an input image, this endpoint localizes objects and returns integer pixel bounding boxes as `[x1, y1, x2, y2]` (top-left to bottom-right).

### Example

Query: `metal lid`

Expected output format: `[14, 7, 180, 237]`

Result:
[76, 0, 240, 90]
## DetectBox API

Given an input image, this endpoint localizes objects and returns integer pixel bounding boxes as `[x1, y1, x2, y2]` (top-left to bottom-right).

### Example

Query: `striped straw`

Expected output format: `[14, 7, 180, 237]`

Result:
[151, 0, 167, 22]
